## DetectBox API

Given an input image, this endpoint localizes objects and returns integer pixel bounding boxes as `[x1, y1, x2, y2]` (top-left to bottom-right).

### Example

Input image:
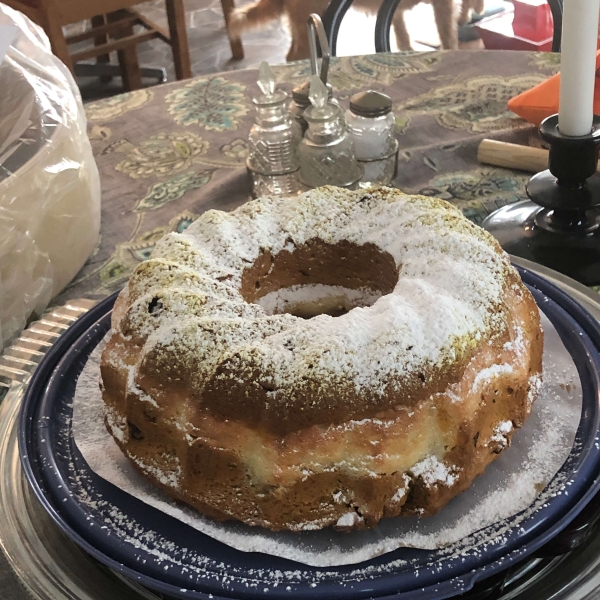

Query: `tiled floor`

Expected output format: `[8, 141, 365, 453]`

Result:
[75, 0, 485, 101]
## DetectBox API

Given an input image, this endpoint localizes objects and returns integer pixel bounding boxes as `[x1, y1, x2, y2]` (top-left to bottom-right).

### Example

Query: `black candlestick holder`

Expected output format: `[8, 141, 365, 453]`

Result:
[482, 114, 600, 286]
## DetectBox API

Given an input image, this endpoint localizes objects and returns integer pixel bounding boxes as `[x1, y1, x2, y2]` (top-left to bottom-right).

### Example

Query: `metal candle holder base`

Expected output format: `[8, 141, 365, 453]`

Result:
[483, 114, 600, 286]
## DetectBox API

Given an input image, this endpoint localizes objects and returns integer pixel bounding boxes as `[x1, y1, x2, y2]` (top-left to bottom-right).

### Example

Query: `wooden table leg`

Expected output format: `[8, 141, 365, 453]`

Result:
[166, 0, 192, 80]
[107, 10, 143, 91]
[221, 0, 244, 60]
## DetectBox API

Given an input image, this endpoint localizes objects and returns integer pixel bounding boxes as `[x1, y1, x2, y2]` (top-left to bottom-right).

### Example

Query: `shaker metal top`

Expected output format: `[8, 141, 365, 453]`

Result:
[350, 90, 392, 118]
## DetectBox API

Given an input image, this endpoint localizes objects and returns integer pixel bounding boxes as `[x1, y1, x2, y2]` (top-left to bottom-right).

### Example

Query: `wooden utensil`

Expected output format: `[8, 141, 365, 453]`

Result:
[477, 139, 551, 173]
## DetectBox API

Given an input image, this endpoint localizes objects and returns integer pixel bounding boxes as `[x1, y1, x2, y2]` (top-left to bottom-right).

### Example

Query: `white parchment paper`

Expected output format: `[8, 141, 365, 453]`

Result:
[72, 311, 581, 567]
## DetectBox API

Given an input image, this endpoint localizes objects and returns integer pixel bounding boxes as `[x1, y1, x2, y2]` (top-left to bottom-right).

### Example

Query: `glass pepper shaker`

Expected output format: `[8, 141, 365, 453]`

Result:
[246, 62, 302, 198]
[297, 76, 363, 190]
[346, 90, 399, 188]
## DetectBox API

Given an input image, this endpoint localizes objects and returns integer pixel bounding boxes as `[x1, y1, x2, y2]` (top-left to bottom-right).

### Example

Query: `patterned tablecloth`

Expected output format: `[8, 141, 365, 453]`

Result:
[0, 49, 570, 600]
[51, 49, 577, 307]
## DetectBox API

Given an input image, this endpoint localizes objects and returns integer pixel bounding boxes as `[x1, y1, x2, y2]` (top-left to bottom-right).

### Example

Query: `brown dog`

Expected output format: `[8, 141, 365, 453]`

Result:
[230, 0, 485, 61]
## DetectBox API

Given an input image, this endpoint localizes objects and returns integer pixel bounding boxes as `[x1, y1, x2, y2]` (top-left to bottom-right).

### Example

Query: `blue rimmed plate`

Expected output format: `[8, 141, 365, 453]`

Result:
[18, 266, 600, 600]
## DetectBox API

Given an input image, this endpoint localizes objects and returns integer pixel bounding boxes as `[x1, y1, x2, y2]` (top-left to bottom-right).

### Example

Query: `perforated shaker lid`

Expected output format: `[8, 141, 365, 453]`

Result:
[349, 90, 392, 117]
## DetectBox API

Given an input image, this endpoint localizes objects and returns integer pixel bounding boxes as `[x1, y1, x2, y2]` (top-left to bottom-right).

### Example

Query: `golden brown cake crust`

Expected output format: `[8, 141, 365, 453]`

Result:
[100, 186, 543, 532]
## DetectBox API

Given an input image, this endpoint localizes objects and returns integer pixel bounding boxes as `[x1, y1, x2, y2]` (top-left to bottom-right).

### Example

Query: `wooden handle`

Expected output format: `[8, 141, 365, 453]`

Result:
[477, 139, 550, 173]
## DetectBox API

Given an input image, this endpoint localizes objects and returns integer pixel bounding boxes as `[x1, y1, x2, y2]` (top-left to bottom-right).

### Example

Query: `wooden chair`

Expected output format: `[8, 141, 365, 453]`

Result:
[3, 0, 193, 90]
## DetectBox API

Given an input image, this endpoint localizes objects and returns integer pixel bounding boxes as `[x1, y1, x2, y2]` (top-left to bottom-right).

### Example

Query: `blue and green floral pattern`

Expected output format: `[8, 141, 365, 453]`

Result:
[166, 76, 249, 130]
[86, 89, 154, 122]
[397, 75, 547, 133]
[115, 132, 210, 179]
[51, 51, 599, 304]
[135, 170, 214, 212]
[274, 51, 442, 90]
[417, 168, 529, 225]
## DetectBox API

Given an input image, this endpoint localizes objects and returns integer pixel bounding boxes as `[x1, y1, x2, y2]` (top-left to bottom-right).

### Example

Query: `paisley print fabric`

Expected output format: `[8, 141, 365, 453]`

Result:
[165, 76, 249, 130]
[50, 50, 597, 305]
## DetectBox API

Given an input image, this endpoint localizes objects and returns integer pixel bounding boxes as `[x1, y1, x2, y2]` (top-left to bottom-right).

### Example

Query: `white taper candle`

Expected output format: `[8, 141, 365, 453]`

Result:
[558, 0, 600, 137]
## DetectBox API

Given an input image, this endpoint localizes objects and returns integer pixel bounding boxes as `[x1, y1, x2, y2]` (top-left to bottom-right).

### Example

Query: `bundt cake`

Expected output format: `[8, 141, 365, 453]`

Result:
[100, 186, 543, 532]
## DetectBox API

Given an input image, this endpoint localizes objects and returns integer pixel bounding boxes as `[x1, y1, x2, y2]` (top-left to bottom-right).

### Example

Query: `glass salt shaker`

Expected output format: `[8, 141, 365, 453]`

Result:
[346, 90, 399, 188]
[297, 76, 363, 190]
[247, 62, 303, 197]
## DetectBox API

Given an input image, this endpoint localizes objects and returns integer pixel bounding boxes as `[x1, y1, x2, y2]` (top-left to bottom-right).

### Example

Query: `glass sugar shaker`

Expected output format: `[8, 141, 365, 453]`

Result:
[246, 62, 302, 198]
[297, 76, 363, 190]
[346, 90, 399, 188]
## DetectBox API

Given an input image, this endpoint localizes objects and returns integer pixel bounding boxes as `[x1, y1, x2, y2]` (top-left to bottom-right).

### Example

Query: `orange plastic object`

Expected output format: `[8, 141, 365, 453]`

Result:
[508, 51, 600, 126]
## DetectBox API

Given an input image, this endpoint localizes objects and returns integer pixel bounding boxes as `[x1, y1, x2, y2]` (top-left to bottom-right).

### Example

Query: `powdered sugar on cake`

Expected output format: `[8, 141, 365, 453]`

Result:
[411, 456, 459, 487]
[100, 185, 543, 533]
[118, 187, 520, 400]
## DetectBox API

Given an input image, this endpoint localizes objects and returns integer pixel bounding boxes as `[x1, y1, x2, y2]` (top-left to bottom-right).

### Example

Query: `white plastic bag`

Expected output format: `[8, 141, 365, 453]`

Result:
[0, 4, 101, 349]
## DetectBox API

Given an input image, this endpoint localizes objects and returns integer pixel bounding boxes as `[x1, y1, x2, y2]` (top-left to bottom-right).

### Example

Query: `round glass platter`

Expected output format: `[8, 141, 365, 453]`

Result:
[8, 264, 598, 598]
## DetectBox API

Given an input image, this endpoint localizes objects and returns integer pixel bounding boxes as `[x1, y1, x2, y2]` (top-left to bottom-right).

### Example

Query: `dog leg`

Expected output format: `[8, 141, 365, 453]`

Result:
[284, 0, 328, 61]
[458, 0, 470, 25]
[229, 0, 284, 35]
[432, 0, 458, 49]
[392, 10, 413, 50]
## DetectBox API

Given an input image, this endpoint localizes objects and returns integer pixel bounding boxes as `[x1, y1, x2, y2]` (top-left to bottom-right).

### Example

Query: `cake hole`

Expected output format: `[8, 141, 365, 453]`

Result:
[240, 239, 398, 319]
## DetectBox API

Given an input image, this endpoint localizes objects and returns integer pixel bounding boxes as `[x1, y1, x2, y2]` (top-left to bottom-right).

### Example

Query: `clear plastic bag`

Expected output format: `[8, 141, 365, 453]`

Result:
[0, 4, 101, 350]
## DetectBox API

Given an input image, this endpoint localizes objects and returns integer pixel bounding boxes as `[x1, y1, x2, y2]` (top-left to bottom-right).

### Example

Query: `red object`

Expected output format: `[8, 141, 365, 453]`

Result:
[475, 0, 553, 52]
[512, 0, 554, 41]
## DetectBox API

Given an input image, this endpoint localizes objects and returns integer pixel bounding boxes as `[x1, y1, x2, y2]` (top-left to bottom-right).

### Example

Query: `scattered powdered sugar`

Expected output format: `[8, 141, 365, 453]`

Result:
[72, 310, 581, 568]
